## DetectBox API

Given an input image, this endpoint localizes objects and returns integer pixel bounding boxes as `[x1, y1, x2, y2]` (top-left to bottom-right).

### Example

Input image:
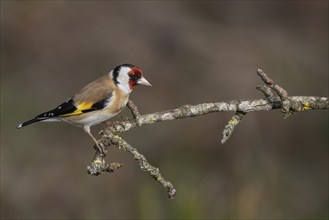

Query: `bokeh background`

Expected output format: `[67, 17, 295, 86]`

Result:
[1, 1, 328, 219]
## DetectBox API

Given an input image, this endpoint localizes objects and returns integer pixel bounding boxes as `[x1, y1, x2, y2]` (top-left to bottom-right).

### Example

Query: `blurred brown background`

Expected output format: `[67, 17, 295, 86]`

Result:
[1, 1, 328, 219]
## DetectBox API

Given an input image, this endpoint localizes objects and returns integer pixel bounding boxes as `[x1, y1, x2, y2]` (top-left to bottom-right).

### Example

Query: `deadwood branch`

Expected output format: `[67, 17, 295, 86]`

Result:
[87, 69, 328, 199]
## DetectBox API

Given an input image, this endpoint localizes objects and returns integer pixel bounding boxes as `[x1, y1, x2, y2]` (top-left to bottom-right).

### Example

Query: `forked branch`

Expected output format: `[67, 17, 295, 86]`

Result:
[87, 69, 328, 199]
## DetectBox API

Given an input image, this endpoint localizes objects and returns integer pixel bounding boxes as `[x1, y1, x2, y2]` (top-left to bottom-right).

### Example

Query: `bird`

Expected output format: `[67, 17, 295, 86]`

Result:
[17, 63, 152, 154]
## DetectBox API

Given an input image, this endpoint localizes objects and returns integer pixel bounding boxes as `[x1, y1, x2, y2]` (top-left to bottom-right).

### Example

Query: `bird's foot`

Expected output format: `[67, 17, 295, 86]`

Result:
[94, 141, 107, 156]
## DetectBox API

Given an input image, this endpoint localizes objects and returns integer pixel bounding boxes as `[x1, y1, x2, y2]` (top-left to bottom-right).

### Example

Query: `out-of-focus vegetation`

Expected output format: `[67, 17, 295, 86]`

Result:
[1, 1, 328, 219]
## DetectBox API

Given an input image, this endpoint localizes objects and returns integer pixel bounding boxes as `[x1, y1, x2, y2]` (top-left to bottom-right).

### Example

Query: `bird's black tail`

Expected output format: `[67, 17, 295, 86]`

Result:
[17, 104, 68, 129]
[17, 117, 47, 129]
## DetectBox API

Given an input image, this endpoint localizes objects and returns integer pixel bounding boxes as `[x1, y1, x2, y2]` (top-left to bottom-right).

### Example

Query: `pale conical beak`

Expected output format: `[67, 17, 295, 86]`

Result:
[137, 76, 152, 86]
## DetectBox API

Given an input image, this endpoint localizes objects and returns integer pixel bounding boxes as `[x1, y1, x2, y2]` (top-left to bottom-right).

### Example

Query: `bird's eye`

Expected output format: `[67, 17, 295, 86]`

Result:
[130, 73, 139, 81]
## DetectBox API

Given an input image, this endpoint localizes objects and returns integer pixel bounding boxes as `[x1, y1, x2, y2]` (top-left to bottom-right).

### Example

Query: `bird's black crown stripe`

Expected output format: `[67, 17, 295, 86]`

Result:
[112, 64, 137, 85]
[112, 66, 120, 85]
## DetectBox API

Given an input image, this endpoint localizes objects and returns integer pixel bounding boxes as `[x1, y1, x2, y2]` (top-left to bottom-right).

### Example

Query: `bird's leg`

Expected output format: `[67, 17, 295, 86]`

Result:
[94, 140, 107, 156]
[84, 126, 107, 155]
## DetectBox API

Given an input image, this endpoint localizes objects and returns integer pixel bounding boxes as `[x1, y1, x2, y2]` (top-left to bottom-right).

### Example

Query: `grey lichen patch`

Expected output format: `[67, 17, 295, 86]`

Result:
[215, 102, 233, 111]
[180, 104, 193, 117]
[139, 115, 152, 124]
[238, 100, 252, 112]
[190, 105, 201, 115]
[161, 112, 176, 120]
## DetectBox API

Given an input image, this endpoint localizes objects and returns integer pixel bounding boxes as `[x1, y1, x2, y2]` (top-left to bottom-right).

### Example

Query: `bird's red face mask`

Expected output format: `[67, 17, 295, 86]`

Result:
[128, 68, 152, 90]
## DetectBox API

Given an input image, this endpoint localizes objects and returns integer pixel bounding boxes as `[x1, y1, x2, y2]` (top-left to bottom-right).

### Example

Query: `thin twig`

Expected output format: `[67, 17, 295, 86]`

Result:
[127, 100, 141, 119]
[257, 69, 289, 100]
[105, 132, 176, 199]
[221, 111, 247, 143]
[256, 85, 274, 101]
[257, 69, 292, 117]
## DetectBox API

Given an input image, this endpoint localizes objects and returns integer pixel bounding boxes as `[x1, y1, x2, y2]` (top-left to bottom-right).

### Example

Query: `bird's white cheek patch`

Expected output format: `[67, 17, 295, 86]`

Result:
[118, 83, 132, 94]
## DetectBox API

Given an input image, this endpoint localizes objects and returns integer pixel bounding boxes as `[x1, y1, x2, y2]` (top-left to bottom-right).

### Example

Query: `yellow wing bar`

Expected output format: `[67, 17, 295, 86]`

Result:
[60, 102, 94, 116]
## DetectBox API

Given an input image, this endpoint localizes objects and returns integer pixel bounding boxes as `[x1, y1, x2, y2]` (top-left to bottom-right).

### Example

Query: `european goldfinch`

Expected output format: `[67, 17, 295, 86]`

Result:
[17, 64, 152, 154]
